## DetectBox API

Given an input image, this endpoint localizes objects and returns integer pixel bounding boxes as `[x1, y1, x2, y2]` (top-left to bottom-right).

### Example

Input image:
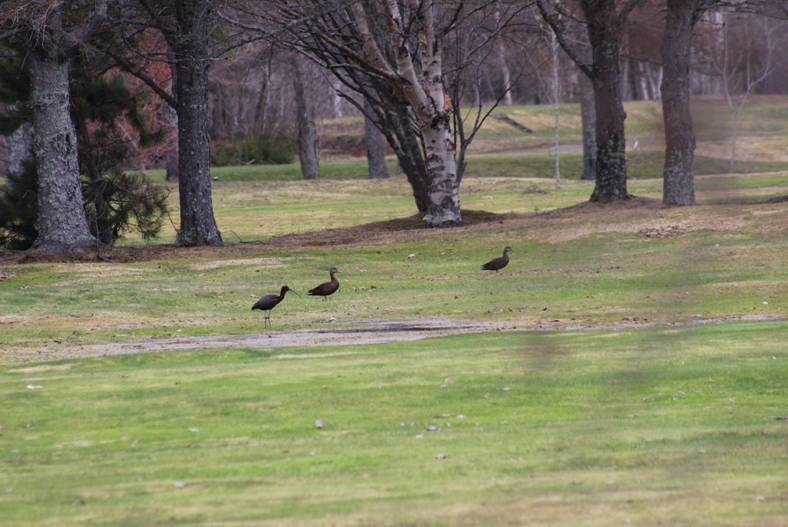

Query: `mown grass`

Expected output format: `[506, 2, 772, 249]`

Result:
[1, 96, 787, 526]
[1, 171, 787, 350]
[1, 321, 786, 526]
[144, 150, 788, 183]
[319, 96, 788, 157]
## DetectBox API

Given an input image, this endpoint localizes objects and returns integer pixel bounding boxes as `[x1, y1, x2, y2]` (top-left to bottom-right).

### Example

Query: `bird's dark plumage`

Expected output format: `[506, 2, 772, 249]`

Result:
[308, 267, 339, 299]
[252, 285, 294, 327]
[482, 246, 512, 272]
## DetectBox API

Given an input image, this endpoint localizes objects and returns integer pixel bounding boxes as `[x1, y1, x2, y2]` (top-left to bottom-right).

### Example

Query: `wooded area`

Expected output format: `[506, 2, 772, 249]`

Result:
[1, 0, 786, 251]
[1, 3, 787, 525]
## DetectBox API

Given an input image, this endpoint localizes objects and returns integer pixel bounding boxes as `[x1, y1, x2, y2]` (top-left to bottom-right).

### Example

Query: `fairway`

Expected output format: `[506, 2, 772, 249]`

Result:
[1, 323, 787, 526]
[2, 95, 788, 525]
[2, 167, 788, 525]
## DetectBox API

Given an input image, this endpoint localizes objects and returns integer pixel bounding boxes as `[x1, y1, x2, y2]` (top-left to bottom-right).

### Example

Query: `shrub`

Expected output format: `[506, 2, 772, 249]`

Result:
[0, 164, 169, 249]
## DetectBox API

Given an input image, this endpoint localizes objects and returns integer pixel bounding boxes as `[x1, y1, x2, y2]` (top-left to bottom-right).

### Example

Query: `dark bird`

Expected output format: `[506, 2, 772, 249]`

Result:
[481, 246, 512, 272]
[308, 267, 340, 300]
[252, 285, 295, 327]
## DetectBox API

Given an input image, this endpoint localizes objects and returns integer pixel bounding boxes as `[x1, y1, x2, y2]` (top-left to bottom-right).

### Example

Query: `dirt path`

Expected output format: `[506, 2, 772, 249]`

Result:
[5, 318, 508, 364]
[4, 314, 784, 366]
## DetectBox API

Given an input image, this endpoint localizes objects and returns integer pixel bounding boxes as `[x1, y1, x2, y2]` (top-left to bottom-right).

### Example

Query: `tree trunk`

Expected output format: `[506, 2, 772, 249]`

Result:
[293, 59, 319, 180]
[494, 2, 513, 106]
[364, 99, 388, 179]
[552, 30, 561, 188]
[422, 117, 461, 227]
[29, 53, 96, 252]
[165, 146, 179, 182]
[579, 72, 597, 181]
[170, 3, 222, 246]
[584, 3, 629, 202]
[661, 0, 697, 206]
[379, 98, 430, 213]
[7, 123, 33, 177]
[77, 127, 113, 245]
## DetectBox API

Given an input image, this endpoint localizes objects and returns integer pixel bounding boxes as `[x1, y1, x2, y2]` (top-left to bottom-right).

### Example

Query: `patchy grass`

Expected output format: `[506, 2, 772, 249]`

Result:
[1, 321, 787, 526]
[1, 172, 786, 354]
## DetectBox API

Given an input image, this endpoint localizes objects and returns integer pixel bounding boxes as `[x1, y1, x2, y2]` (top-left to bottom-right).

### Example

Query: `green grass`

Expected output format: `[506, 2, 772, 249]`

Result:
[1, 172, 787, 349]
[1, 321, 786, 526]
[144, 151, 788, 184]
[1, 96, 787, 526]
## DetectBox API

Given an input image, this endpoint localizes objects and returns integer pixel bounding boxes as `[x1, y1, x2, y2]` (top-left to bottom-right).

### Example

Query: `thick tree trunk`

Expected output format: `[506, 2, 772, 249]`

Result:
[584, 4, 629, 202]
[661, 0, 697, 206]
[380, 99, 430, 214]
[422, 118, 461, 227]
[170, 3, 222, 246]
[29, 53, 96, 252]
[364, 99, 388, 179]
[293, 59, 319, 180]
[579, 73, 597, 181]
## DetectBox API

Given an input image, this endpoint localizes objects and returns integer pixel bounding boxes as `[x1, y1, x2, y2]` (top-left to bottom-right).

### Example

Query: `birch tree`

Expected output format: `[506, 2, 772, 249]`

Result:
[245, 1, 518, 227]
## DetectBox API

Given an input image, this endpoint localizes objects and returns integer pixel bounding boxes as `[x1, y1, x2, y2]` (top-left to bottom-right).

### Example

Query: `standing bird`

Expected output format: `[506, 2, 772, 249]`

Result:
[252, 285, 295, 328]
[308, 267, 340, 300]
[481, 246, 512, 272]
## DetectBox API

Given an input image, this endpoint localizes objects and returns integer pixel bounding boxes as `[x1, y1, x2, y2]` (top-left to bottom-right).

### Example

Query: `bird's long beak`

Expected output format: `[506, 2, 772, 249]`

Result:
[290, 289, 300, 296]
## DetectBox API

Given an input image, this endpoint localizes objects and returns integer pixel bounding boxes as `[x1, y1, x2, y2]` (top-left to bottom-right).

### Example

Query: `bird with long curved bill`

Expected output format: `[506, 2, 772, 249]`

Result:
[481, 246, 512, 272]
[252, 285, 296, 328]
[308, 267, 340, 300]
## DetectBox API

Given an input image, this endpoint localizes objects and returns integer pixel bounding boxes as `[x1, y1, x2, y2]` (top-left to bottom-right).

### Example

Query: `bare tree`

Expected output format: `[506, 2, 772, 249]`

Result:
[550, 26, 561, 188]
[364, 98, 389, 180]
[293, 56, 319, 180]
[578, 70, 596, 180]
[661, 0, 706, 206]
[713, 12, 777, 172]
[244, 1, 519, 226]
[538, 0, 645, 202]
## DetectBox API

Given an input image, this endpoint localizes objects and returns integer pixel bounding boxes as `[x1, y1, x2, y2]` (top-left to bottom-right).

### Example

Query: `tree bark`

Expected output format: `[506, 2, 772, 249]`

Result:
[293, 58, 319, 180]
[579, 72, 597, 180]
[169, 1, 222, 246]
[7, 123, 33, 177]
[661, 0, 697, 206]
[584, 3, 630, 201]
[364, 98, 388, 179]
[29, 53, 96, 252]
[386, 103, 430, 213]
[422, 116, 461, 226]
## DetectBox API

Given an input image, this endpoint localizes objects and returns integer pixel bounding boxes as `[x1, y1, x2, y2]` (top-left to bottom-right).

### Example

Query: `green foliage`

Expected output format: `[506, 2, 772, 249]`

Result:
[0, 54, 31, 134]
[82, 170, 170, 244]
[212, 135, 297, 166]
[0, 161, 38, 249]
[0, 164, 169, 249]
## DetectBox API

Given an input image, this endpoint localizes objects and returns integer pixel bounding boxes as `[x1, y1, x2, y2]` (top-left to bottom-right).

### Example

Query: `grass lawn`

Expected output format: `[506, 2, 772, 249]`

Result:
[0, 96, 787, 526]
[1, 322, 786, 526]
